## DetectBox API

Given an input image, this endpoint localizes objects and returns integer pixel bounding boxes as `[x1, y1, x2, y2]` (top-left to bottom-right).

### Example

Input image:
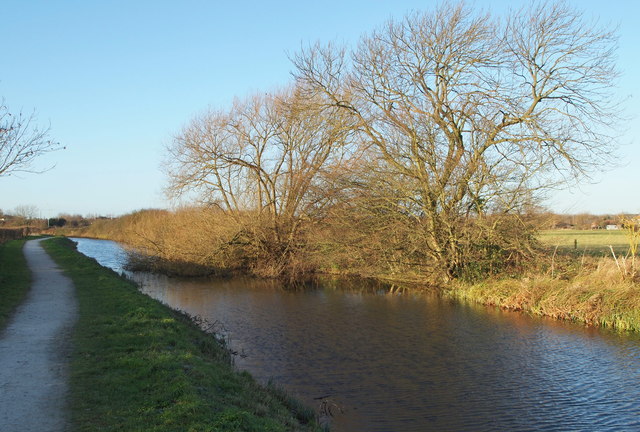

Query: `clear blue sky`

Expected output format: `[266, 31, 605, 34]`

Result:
[1, 0, 638, 218]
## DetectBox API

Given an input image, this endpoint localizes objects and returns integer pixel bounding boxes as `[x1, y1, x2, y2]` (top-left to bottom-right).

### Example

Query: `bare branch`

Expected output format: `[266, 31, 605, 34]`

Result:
[0, 101, 62, 177]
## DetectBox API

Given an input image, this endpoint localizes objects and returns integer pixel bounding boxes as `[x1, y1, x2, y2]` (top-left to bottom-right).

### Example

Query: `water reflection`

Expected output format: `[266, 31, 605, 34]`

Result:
[71, 237, 130, 275]
[72, 237, 640, 432]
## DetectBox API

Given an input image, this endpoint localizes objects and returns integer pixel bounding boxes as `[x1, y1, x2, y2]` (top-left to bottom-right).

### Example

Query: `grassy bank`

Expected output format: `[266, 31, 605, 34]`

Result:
[445, 257, 640, 332]
[41, 237, 320, 432]
[435, 228, 637, 332]
[0, 239, 30, 331]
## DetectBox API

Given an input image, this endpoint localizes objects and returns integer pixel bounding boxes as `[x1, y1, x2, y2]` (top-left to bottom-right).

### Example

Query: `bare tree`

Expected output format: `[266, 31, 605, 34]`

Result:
[293, 1, 620, 280]
[13, 204, 40, 226]
[166, 85, 355, 277]
[0, 101, 61, 177]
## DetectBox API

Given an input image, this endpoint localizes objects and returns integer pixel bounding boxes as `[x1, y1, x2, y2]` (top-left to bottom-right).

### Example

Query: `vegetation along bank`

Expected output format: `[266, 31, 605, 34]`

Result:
[38, 237, 321, 432]
[444, 228, 640, 332]
[50, 2, 622, 283]
[0, 238, 30, 331]
[57, 213, 640, 333]
[50, 1, 639, 332]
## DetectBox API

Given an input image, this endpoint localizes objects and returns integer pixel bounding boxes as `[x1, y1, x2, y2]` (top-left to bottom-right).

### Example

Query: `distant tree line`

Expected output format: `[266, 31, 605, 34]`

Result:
[541, 213, 638, 230]
[0, 209, 98, 230]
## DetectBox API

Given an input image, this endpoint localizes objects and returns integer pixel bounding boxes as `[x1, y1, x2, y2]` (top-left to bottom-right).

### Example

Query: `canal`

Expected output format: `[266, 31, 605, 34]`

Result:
[72, 237, 640, 431]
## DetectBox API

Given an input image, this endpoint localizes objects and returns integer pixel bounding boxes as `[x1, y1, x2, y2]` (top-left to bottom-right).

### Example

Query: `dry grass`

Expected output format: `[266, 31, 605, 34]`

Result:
[448, 257, 640, 332]
[58, 208, 247, 276]
[60, 208, 316, 279]
[58, 212, 640, 332]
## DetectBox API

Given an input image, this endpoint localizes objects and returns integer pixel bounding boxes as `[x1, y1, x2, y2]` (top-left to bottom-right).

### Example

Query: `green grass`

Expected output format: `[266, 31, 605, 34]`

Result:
[0, 239, 30, 331]
[42, 237, 320, 432]
[539, 229, 630, 256]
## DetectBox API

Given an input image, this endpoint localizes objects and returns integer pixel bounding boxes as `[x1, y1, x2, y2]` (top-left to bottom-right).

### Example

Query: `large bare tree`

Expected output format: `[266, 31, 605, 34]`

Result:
[293, 1, 620, 280]
[166, 86, 354, 276]
[0, 101, 60, 177]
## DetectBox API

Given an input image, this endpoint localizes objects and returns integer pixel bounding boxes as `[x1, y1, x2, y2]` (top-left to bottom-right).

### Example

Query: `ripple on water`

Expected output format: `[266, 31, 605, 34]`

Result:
[73, 237, 640, 432]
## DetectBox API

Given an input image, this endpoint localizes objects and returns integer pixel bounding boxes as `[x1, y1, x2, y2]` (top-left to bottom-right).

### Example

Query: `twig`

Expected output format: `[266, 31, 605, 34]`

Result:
[609, 245, 622, 273]
[580, 245, 587, 270]
[551, 245, 559, 278]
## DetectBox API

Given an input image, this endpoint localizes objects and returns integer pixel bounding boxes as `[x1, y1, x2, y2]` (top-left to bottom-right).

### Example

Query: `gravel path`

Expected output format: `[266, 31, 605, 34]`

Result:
[0, 238, 78, 432]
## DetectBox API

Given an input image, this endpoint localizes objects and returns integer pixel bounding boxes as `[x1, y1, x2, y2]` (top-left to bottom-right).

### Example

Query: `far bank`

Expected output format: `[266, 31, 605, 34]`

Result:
[59, 224, 640, 334]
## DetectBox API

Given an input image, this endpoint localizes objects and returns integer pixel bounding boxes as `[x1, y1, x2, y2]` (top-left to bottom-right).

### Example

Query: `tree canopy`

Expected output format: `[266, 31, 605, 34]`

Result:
[167, 1, 620, 281]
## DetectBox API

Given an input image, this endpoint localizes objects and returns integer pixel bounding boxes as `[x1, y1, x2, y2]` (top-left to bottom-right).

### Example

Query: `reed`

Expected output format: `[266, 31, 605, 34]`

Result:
[447, 257, 640, 332]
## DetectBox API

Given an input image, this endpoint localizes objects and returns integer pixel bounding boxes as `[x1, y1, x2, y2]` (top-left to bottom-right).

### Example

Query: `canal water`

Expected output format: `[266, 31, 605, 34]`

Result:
[72, 237, 640, 431]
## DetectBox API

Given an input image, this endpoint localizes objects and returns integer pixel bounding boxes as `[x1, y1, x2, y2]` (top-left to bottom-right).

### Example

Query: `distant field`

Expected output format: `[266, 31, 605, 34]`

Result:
[538, 229, 630, 256]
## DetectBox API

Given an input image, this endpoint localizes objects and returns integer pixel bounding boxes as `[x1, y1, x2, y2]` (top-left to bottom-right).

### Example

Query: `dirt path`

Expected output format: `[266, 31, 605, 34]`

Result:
[0, 238, 78, 432]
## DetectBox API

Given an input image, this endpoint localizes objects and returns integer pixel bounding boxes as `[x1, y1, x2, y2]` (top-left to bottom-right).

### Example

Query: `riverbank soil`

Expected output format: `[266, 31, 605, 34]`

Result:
[0, 238, 78, 431]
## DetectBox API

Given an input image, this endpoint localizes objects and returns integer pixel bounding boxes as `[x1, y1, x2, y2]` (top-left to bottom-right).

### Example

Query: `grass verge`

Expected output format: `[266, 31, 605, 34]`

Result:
[445, 258, 640, 332]
[42, 237, 320, 432]
[0, 239, 30, 331]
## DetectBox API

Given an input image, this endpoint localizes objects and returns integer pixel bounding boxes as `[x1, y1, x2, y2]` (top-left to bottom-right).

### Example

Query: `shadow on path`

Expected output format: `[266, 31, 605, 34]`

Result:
[0, 238, 78, 432]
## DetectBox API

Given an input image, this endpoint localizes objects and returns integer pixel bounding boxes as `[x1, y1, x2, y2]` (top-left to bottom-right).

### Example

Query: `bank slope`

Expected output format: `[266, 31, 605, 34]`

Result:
[42, 237, 320, 432]
[0, 239, 30, 331]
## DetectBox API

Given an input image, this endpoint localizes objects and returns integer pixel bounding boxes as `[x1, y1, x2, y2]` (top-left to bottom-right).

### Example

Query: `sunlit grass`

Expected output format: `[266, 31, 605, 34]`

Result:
[538, 229, 629, 256]
[42, 237, 319, 432]
[448, 257, 640, 332]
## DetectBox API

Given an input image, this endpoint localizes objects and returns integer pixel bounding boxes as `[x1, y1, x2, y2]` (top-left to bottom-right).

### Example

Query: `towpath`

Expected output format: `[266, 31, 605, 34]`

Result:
[0, 238, 78, 431]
